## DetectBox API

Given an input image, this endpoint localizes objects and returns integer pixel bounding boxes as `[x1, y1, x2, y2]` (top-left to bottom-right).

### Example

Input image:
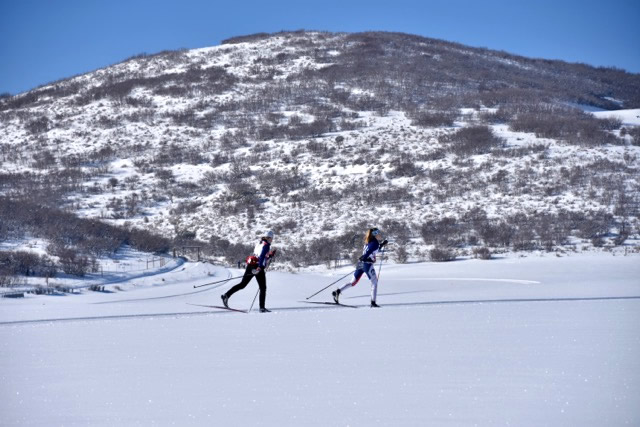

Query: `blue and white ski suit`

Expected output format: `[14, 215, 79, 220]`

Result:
[339, 239, 382, 301]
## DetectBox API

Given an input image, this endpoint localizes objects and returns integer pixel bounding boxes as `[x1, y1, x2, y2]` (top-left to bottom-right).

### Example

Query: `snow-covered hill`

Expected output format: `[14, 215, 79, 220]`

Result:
[1, 31, 639, 267]
[2, 31, 639, 426]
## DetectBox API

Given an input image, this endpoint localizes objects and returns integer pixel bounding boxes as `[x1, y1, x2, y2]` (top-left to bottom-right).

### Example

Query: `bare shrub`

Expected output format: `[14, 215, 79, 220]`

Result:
[381, 219, 412, 245]
[445, 125, 503, 156]
[223, 242, 254, 265]
[387, 159, 424, 178]
[472, 247, 492, 260]
[394, 245, 409, 263]
[508, 104, 621, 146]
[628, 127, 640, 146]
[478, 221, 516, 247]
[576, 211, 614, 239]
[50, 245, 90, 276]
[0, 251, 57, 277]
[421, 217, 461, 247]
[429, 247, 456, 262]
[411, 110, 457, 128]
[25, 116, 50, 134]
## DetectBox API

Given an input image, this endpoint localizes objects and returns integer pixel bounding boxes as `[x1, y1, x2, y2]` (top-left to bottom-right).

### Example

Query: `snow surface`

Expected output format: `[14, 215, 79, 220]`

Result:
[2, 252, 639, 426]
[592, 108, 640, 126]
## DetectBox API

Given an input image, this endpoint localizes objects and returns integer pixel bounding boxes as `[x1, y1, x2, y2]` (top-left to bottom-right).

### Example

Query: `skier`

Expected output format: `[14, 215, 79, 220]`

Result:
[221, 231, 276, 313]
[333, 227, 388, 307]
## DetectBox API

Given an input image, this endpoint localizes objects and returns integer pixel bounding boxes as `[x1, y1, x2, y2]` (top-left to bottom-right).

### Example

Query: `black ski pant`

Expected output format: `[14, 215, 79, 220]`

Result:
[226, 265, 267, 309]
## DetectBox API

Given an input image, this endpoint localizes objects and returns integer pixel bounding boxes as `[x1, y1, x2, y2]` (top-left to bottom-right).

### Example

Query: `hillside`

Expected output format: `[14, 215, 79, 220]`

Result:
[1, 30, 640, 273]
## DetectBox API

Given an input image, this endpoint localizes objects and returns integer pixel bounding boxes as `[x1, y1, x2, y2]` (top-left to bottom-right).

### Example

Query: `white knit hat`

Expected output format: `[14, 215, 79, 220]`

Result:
[265, 230, 275, 239]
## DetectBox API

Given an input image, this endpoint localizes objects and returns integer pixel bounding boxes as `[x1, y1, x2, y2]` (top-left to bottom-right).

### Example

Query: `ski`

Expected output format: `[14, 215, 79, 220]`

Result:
[186, 303, 248, 313]
[300, 301, 358, 309]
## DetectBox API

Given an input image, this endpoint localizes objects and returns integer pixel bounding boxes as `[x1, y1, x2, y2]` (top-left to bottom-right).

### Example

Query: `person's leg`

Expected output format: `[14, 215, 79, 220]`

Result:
[339, 269, 364, 293]
[225, 266, 254, 298]
[366, 265, 378, 302]
[255, 270, 267, 309]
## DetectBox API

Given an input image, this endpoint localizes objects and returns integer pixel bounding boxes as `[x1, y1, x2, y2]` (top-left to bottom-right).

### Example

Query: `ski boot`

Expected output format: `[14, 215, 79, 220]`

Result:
[332, 289, 341, 304]
[370, 300, 380, 308]
[221, 294, 229, 308]
[259, 307, 271, 313]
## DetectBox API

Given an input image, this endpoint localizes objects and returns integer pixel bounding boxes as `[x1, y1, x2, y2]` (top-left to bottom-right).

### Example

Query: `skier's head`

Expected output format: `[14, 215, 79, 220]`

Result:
[365, 227, 383, 243]
[263, 230, 275, 242]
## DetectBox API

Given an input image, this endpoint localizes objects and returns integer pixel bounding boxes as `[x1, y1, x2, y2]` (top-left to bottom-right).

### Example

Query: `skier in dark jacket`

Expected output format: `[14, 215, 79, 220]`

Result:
[333, 227, 387, 307]
[221, 231, 276, 313]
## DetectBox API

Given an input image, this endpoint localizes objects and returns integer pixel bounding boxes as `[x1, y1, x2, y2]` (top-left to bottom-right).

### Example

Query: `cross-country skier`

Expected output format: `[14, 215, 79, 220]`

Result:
[221, 231, 276, 313]
[333, 227, 388, 307]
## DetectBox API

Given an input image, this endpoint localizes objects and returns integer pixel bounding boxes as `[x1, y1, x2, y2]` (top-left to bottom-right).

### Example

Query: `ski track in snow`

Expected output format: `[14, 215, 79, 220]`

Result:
[393, 277, 541, 284]
[2, 295, 639, 327]
[92, 274, 232, 304]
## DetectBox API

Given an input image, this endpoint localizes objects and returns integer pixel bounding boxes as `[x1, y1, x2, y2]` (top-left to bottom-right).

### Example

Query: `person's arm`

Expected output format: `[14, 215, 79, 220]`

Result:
[257, 243, 270, 269]
[359, 240, 379, 262]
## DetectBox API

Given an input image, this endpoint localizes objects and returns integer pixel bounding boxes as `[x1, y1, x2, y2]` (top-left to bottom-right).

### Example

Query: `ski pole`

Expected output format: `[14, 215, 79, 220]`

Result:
[305, 269, 355, 300]
[193, 273, 251, 289]
[249, 287, 259, 312]
[377, 248, 385, 280]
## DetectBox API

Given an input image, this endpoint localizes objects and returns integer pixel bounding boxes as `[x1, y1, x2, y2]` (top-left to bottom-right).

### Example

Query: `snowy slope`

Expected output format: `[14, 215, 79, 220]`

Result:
[1, 30, 639, 261]
[2, 252, 639, 426]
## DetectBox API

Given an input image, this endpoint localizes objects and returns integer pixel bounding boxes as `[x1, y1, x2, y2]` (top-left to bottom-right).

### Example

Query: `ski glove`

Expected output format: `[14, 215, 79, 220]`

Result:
[380, 239, 389, 248]
[252, 267, 261, 275]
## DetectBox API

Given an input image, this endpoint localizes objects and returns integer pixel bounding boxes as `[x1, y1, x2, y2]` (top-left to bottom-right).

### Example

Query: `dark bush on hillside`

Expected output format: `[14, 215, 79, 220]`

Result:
[307, 238, 343, 268]
[223, 242, 254, 265]
[507, 104, 620, 146]
[613, 230, 630, 246]
[387, 160, 424, 178]
[209, 235, 231, 257]
[256, 116, 334, 140]
[410, 110, 457, 128]
[76, 67, 237, 105]
[49, 245, 91, 276]
[597, 116, 622, 131]
[478, 221, 516, 247]
[222, 33, 272, 44]
[576, 211, 614, 239]
[472, 247, 492, 260]
[25, 116, 51, 134]
[421, 217, 461, 247]
[274, 226, 368, 268]
[256, 167, 309, 195]
[445, 126, 503, 156]
[154, 85, 190, 97]
[628, 127, 640, 146]
[394, 245, 409, 263]
[0, 197, 171, 259]
[381, 219, 412, 245]
[533, 214, 571, 248]
[429, 247, 456, 262]
[128, 228, 172, 253]
[0, 251, 57, 277]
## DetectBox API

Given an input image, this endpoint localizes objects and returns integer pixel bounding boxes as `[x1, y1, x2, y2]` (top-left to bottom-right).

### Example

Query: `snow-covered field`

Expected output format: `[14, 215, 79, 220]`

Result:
[2, 252, 639, 426]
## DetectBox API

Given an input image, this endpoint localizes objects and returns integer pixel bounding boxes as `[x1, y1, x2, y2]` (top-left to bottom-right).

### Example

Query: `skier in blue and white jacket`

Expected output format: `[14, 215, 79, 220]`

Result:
[333, 227, 388, 307]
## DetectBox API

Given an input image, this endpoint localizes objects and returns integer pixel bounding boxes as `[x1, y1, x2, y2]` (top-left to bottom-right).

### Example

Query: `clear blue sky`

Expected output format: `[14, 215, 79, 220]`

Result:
[1, 0, 639, 95]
